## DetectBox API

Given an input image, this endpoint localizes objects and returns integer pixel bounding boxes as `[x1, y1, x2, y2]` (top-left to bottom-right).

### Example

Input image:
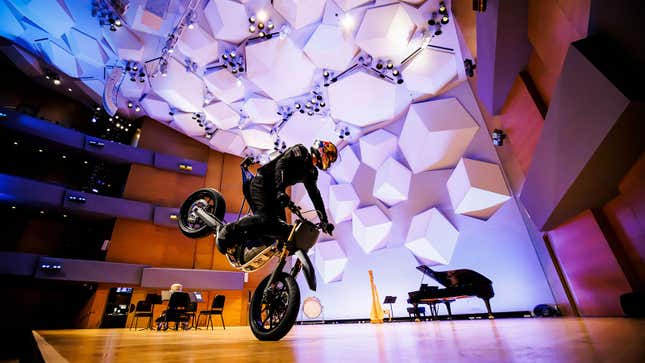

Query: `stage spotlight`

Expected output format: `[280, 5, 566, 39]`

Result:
[53, 77, 61, 86]
[441, 15, 449, 25]
[114, 19, 122, 27]
[127, 101, 133, 108]
[439, 2, 447, 14]
[249, 25, 256, 33]
[135, 105, 141, 112]
[492, 129, 506, 146]
[464, 59, 477, 77]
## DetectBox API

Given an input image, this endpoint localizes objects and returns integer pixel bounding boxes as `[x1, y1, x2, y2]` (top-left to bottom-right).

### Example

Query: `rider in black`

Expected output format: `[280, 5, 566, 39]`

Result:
[216, 140, 338, 255]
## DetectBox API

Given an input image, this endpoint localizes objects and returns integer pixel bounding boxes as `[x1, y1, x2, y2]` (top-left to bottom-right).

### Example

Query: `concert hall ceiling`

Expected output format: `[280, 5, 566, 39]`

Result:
[0, 0, 555, 317]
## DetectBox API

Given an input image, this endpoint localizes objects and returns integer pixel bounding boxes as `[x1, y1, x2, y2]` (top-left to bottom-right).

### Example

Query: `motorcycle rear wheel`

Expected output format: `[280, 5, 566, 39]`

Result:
[178, 188, 226, 239]
[249, 272, 300, 341]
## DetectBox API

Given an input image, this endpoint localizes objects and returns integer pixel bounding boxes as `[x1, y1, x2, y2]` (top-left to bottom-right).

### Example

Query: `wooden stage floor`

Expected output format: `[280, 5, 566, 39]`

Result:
[35, 318, 644, 363]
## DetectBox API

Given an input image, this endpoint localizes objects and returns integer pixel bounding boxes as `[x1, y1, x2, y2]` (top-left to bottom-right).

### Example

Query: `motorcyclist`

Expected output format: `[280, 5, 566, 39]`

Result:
[216, 140, 338, 256]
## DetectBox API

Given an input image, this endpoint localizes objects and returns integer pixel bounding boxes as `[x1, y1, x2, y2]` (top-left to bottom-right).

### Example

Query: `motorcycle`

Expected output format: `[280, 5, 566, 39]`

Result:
[177, 158, 321, 341]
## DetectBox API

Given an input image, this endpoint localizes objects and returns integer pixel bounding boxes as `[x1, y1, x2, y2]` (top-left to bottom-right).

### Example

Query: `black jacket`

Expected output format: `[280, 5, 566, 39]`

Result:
[257, 144, 328, 222]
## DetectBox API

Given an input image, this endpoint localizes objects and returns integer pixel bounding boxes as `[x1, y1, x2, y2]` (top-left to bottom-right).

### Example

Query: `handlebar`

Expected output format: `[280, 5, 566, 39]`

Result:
[287, 201, 322, 229]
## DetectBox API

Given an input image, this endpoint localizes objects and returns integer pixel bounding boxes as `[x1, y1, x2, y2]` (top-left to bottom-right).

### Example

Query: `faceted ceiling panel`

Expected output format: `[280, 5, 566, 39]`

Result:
[328, 145, 360, 184]
[204, 0, 250, 44]
[209, 129, 247, 157]
[304, 24, 359, 71]
[359, 129, 398, 170]
[446, 158, 512, 220]
[373, 157, 412, 206]
[173, 112, 205, 137]
[292, 170, 333, 216]
[315, 240, 348, 283]
[328, 71, 408, 127]
[246, 36, 316, 101]
[355, 3, 416, 64]
[352, 205, 392, 254]
[279, 113, 337, 149]
[399, 98, 479, 173]
[204, 102, 240, 130]
[335, 0, 373, 12]
[328, 183, 360, 224]
[140, 94, 173, 122]
[37, 39, 79, 78]
[150, 57, 204, 112]
[274, 0, 326, 30]
[176, 25, 220, 67]
[244, 97, 281, 126]
[240, 126, 274, 150]
[405, 208, 459, 266]
[404, 49, 458, 96]
[203, 69, 246, 104]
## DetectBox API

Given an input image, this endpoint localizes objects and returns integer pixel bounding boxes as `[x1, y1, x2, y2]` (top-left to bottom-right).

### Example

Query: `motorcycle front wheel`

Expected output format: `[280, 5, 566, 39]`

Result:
[178, 188, 226, 239]
[249, 272, 300, 341]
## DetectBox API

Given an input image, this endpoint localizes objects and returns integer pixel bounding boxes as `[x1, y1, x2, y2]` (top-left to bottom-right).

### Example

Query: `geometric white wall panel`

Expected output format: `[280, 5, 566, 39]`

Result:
[0, 1, 25, 41]
[328, 183, 360, 223]
[328, 71, 407, 127]
[372, 157, 412, 206]
[176, 25, 220, 66]
[12, 0, 74, 38]
[209, 130, 247, 156]
[303, 24, 358, 71]
[328, 145, 360, 184]
[203, 69, 245, 104]
[315, 240, 348, 283]
[101, 27, 144, 61]
[204, 0, 250, 44]
[334, 0, 372, 12]
[67, 29, 106, 77]
[37, 40, 79, 77]
[359, 129, 398, 169]
[240, 127, 274, 150]
[243, 97, 280, 125]
[355, 4, 416, 64]
[292, 170, 333, 213]
[204, 102, 240, 130]
[119, 80, 145, 100]
[246, 37, 316, 101]
[405, 208, 459, 265]
[446, 158, 511, 220]
[352, 205, 392, 254]
[404, 49, 458, 96]
[274, 0, 326, 29]
[150, 58, 204, 112]
[399, 98, 479, 173]
[279, 113, 337, 149]
[172, 112, 205, 137]
[140, 94, 172, 122]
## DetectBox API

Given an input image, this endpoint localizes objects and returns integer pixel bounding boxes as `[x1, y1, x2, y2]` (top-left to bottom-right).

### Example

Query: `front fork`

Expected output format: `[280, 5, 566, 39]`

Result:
[261, 248, 304, 299]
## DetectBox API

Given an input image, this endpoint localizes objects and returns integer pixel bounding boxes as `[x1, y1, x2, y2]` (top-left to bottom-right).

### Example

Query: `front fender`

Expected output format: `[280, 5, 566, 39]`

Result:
[294, 250, 316, 291]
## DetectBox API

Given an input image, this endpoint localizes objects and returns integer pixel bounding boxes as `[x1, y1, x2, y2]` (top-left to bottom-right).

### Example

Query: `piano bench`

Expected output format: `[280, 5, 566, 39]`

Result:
[407, 306, 426, 318]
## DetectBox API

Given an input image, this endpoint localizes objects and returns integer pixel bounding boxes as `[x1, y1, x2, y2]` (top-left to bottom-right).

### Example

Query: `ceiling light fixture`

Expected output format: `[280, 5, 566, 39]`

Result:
[340, 13, 355, 31]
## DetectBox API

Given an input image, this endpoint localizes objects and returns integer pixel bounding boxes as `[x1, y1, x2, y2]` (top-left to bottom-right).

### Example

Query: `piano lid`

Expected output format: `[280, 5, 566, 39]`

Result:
[416, 265, 492, 288]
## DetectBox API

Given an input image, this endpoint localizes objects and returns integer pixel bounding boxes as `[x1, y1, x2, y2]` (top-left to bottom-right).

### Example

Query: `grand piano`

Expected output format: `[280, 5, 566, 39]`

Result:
[407, 265, 494, 319]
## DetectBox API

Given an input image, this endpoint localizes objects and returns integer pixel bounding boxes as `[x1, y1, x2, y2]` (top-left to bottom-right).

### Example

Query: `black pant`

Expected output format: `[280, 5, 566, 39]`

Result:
[226, 174, 292, 247]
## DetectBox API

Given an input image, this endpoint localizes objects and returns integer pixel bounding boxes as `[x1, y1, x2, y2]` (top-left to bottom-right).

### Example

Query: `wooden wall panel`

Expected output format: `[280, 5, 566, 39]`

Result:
[499, 75, 545, 175]
[527, 0, 588, 105]
[137, 118, 210, 162]
[107, 219, 196, 268]
[122, 164, 205, 207]
[602, 152, 645, 290]
[547, 210, 631, 316]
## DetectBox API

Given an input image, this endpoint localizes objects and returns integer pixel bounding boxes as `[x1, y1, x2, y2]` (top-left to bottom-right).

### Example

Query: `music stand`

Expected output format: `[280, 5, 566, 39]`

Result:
[383, 296, 397, 322]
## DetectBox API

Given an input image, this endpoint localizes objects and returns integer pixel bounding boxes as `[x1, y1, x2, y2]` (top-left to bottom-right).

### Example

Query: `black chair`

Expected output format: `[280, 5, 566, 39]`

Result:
[129, 301, 153, 330]
[197, 295, 226, 330]
[157, 292, 191, 330]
